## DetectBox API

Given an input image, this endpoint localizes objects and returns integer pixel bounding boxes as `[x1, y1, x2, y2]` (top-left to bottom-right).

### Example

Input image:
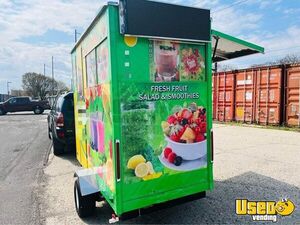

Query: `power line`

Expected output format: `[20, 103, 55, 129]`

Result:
[211, 0, 250, 14]
[266, 46, 300, 53]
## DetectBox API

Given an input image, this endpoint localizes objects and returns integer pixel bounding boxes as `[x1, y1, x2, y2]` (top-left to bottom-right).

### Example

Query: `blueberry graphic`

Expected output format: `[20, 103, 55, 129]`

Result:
[174, 156, 183, 166]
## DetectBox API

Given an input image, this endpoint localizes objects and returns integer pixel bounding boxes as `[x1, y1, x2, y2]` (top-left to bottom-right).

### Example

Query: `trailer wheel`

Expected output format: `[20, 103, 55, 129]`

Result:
[48, 126, 52, 140]
[74, 179, 96, 218]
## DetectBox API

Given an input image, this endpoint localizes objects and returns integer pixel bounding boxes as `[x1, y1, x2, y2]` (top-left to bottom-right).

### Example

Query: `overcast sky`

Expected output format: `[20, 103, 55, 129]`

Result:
[0, 0, 299, 94]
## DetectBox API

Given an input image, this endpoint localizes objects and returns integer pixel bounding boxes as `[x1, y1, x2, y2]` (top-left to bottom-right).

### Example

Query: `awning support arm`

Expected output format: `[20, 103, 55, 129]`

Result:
[212, 35, 220, 61]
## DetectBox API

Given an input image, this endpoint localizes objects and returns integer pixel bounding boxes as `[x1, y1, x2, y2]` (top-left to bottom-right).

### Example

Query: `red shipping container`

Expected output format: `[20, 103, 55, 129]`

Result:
[212, 75, 217, 120]
[235, 70, 256, 123]
[255, 66, 283, 125]
[213, 64, 299, 126]
[286, 64, 300, 127]
[213, 72, 235, 122]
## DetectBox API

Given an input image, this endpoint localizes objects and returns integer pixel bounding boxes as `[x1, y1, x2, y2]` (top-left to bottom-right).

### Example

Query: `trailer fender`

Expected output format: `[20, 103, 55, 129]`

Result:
[74, 168, 100, 196]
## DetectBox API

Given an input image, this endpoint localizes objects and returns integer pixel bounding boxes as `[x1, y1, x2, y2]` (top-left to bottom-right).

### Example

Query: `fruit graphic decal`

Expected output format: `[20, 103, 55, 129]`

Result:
[159, 102, 207, 171]
[127, 154, 162, 181]
[127, 154, 146, 169]
[152, 41, 180, 82]
[179, 46, 205, 81]
[162, 102, 206, 144]
[164, 147, 183, 166]
[150, 41, 206, 82]
[101, 84, 112, 124]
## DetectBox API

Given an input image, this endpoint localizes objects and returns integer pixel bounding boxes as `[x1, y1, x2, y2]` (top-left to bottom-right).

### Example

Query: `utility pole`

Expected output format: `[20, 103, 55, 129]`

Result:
[75, 29, 81, 43]
[7, 81, 12, 98]
[44, 63, 46, 76]
[52, 56, 54, 96]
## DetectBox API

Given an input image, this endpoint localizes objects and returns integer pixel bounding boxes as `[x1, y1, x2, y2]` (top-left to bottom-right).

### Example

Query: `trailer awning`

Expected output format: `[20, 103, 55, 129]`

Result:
[212, 29, 264, 62]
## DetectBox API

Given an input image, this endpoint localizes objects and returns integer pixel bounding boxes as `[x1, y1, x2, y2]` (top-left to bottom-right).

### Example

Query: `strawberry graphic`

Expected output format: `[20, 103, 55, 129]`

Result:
[164, 104, 207, 143]
[195, 134, 205, 142]
[181, 109, 193, 119]
[200, 122, 206, 133]
[170, 134, 180, 142]
[194, 126, 201, 134]
[178, 126, 187, 138]
[164, 147, 172, 158]
[167, 115, 177, 125]
[199, 114, 206, 122]
[167, 152, 177, 163]
[195, 118, 202, 126]
[170, 124, 184, 142]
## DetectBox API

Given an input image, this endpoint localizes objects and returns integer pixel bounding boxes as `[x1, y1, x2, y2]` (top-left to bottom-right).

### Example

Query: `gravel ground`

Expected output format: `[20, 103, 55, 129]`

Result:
[40, 124, 300, 225]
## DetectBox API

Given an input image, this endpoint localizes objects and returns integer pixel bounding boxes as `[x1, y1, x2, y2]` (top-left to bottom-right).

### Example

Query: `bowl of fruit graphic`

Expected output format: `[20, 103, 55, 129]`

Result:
[165, 136, 206, 161]
[161, 103, 207, 161]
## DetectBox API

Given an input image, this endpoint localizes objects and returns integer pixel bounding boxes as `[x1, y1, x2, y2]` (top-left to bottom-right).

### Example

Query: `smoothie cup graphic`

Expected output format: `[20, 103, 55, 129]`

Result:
[154, 42, 178, 81]
[90, 111, 105, 152]
[90, 116, 98, 151]
[97, 112, 105, 153]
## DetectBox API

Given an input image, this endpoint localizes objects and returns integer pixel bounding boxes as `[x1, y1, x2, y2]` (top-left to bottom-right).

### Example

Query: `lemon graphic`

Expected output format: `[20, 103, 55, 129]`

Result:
[124, 36, 137, 47]
[127, 155, 146, 169]
[142, 172, 163, 181]
[146, 161, 155, 174]
[134, 162, 149, 178]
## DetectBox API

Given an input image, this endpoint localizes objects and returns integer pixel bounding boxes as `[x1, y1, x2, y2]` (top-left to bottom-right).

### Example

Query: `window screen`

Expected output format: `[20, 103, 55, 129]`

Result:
[86, 50, 97, 87]
[96, 40, 109, 83]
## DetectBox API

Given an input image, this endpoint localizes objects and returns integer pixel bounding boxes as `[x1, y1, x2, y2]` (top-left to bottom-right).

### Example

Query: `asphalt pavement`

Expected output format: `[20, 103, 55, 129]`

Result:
[0, 112, 51, 225]
[41, 124, 300, 225]
[0, 112, 299, 224]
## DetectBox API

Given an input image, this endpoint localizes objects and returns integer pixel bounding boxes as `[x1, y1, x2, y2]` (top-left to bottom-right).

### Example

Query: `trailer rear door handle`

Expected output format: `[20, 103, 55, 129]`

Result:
[116, 140, 121, 182]
[211, 130, 214, 163]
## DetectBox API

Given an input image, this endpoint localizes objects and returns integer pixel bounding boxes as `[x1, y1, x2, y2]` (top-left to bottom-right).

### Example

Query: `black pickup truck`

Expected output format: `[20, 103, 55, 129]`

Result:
[0, 96, 50, 115]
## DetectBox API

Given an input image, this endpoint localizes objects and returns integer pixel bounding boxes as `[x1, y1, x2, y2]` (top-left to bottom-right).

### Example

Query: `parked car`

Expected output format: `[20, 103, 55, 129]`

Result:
[47, 92, 75, 155]
[0, 96, 50, 115]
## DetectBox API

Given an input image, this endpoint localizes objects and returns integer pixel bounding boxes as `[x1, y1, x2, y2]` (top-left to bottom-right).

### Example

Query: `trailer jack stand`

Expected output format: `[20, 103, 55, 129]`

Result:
[109, 214, 119, 224]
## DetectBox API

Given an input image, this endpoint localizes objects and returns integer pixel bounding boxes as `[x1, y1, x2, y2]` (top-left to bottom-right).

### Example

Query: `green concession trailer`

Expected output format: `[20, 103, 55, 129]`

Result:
[71, 0, 263, 221]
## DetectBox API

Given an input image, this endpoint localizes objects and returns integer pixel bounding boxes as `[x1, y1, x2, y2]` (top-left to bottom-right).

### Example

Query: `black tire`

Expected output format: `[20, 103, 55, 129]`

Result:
[33, 106, 43, 114]
[53, 138, 64, 155]
[74, 179, 96, 218]
[48, 126, 52, 140]
[0, 108, 6, 116]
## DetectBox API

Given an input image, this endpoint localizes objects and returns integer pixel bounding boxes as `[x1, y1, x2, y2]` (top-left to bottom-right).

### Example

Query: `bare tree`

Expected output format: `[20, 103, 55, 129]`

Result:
[56, 81, 69, 94]
[277, 54, 300, 65]
[251, 54, 300, 67]
[217, 64, 236, 72]
[22, 72, 68, 100]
